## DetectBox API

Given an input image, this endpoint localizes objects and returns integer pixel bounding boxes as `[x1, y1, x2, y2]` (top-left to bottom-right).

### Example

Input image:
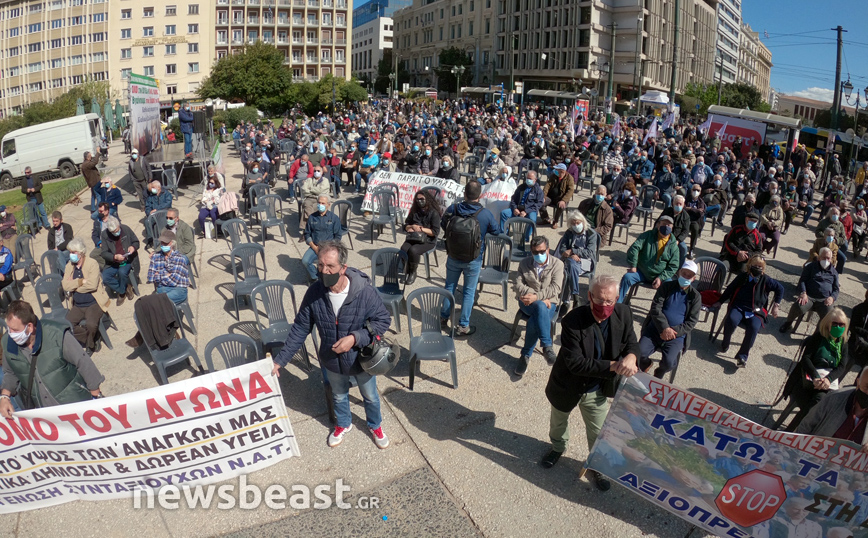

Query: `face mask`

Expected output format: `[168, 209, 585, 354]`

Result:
[533, 253, 547, 264]
[749, 266, 763, 277]
[131, 155, 138, 161]
[594, 194, 604, 204]
[150, 188, 158, 194]
[746, 221, 758, 230]
[831, 215, 839, 222]
[1, 212, 5, 218]
[678, 276, 692, 288]
[681, 164, 687, 169]
[425, 150, 431, 156]
[659, 225, 672, 237]
[256, 157, 262, 162]
[860, 205, 866, 211]
[9, 327, 30, 346]
[714, 180, 721, 187]
[160, 245, 171, 254]
[571, 224, 584, 234]
[413, 146, 419, 151]
[246, 147, 252, 152]
[673, 205, 684, 213]
[565, 158, 571, 163]
[820, 259, 831, 270]
[166, 219, 175, 227]
[69, 253, 80, 263]
[831, 325, 846, 339]
[825, 235, 834, 244]
[789, 185, 796, 191]
[208, 182, 216, 189]
[691, 191, 700, 198]
[525, 179, 534, 187]
[590, 300, 615, 321]
[253, 168, 260, 174]
[772, 201, 780, 207]
[318, 270, 341, 288]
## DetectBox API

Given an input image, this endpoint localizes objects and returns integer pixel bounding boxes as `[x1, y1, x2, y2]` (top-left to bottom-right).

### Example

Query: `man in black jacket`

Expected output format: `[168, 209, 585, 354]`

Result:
[21, 167, 49, 231]
[780, 247, 839, 334]
[100, 216, 139, 306]
[661, 194, 691, 266]
[541, 274, 640, 491]
[637, 261, 701, 379]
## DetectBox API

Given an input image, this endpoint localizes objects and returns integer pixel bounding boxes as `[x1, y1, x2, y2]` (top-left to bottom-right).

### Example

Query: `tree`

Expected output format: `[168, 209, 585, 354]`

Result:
[434, 47, 473, 94]
[680, 81, 772, 115]
[374, 49, 409, 95]
[197, 42, 292, 109]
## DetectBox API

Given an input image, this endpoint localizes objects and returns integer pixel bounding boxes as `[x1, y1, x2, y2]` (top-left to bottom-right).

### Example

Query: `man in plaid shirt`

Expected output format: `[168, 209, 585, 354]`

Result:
[147, 230, 190, 305]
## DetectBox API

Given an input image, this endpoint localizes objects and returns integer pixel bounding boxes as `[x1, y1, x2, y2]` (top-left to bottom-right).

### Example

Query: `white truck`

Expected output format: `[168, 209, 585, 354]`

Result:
[0, 113, 104, 190]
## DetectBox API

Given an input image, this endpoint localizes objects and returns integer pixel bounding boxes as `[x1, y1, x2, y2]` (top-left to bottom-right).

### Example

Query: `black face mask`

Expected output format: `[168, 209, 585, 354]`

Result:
[749, 266, 763, 277]
[318, 270, 341, 288]
[856, 389, 868, 409]
[416, 199, 426, 208]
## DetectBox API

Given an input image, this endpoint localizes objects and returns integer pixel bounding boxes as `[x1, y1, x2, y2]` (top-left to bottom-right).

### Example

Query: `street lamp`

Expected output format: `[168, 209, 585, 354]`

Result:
[842, 79, 868, 176]
[388, 72, 396, 97]
[450, 65, 466, 95]
[591, 60, 609, 112]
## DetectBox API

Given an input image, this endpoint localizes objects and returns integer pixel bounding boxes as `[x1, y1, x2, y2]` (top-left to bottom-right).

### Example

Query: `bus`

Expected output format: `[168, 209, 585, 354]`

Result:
[784, 127, 868, 171]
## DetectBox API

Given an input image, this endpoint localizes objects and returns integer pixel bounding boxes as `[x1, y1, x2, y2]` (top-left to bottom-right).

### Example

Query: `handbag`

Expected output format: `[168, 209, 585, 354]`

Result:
[405, 231, 427, 244]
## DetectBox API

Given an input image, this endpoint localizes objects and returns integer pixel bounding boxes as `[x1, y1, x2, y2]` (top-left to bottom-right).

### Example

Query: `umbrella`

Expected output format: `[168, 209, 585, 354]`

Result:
[91, 97, 100, 117]
[103, 99, 116, 131]
[114, 100, 126, 129]
[75, 98, 85, 116]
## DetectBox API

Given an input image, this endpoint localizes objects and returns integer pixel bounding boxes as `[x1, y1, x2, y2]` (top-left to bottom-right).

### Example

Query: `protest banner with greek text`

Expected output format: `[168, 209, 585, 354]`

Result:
[0, 360, 298, 514]
[360, 171, 465, 218]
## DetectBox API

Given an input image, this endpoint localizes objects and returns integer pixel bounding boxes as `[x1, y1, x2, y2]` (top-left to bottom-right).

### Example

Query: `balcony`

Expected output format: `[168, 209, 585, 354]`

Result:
[263, 37, 274, 43]
[335, 21, 345, 27]
[217, 17, 228, 25]
[277, 37, 288, 44]
[307, 76, 319, 82]
[292, 37, 303, 44]
[307, 0, 318, 6]
[232, 18, 244, 24]
[321, 57, 331, 63]
[232, 0, 244, 5]
[307, 19, 318, 26]
[322, 19, 332, 26]
[336, 0, 346, 7]
[335, 38, 345, 45]
[217, 0, 229, 4]
[292, 75, 305, 82]
[248, 17, 259, 24]
[217, 39, 228, 45]
[322, 0, 332, 6]
[248, 0, 260, 5]
[231, 39, 243, 44]
[292, 19, 303, 26]
[335, 57, 344, 64]
[263, 17, 274, 24]
[278, 0, 290, 5]
[294, 0, 304, 5]
[277, 18, 289, 25]
[321, 38, 332, 44]
[283, 58, 290, 64]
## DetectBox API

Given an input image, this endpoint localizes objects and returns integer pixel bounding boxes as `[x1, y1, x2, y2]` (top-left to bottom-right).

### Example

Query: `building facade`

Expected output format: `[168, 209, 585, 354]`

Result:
[109, 1, 214, 111]
[213, 0, 351, 83]
[737, 22, 771, 103]
[775, 94, 854, 127]
[0, 0, 110, 117]
[351, 0, 409, 87]
[715, 0, 740, 86]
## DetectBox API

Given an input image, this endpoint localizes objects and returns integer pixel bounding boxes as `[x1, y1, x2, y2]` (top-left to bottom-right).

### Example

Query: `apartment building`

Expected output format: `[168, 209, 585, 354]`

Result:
[715, 0, 740, 86]
[351, 0, 410, 84]
[0, 0, 110, 117]
[213, 0, 351, 82]
[109, 1, 214, 108]
[737, 22, 771, 102]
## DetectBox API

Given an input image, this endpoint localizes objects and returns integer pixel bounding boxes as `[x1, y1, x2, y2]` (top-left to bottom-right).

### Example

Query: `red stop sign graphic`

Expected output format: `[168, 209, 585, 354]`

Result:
[715, 470, 786, 528]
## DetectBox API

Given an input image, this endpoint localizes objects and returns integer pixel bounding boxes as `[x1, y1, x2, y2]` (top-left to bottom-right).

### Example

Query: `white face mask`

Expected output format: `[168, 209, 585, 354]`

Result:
[571, 224, 584, 234]
[9, 326, 30, 345]
[819, 259, 831, 270]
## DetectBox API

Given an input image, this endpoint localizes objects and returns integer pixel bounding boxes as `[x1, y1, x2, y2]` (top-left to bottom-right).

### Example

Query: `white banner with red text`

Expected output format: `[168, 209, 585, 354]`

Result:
[0, 360, 298, 513]
[707, 114, 767, 159]
[360, 171, 465, 218]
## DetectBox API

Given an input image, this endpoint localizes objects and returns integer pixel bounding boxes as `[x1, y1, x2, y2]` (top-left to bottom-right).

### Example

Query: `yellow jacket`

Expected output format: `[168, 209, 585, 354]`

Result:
[62, 256, 111, 312]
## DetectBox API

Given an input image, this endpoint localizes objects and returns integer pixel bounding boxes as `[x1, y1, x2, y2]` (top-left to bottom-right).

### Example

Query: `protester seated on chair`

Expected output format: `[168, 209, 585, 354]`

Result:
[199, 168, 223, 239]
[611, 179, 638, 224]
[62, 238, 111, 355]
[808, 227, 839, 264]
[539, 163, 575, 229]
[0, 236, 13, 293]
[780, 247, 839, 334]
[400, 190, 441, 286]
[300, 164, 332, 231]
[660, 194, 691, 266]
[162, 208, 195, 263]
[435, 156, 460, 182]
[637, 260, 701, 379]
[47, 211, 73, 274]
[759, 195, 785, 255]
[617, 216, 681, 303]
[577, 185, 614, 247]
[499, 170, 544, 233]
[780, 308, 849, 432]
[145, 180, 172, 216]
[147, 230, 190, 306]
[99, 216, 139, 307]
[512, 236, 564, 377]
[713, 255, 783, 368]
[720, 211, 763, 275]
[303, 196, 343, 282]
[795, 364, 868, 443]
[815, 206, 848, 274]
[849, 289, 868, 369]
[556, 211, 597, 308]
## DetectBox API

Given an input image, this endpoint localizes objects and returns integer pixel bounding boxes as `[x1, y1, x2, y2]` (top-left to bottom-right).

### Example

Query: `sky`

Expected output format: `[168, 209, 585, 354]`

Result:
[742, 1, 868, 103]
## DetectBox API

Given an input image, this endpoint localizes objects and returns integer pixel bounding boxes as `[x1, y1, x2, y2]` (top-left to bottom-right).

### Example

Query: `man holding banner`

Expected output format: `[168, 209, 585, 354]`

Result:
[542, 274, 640, 491]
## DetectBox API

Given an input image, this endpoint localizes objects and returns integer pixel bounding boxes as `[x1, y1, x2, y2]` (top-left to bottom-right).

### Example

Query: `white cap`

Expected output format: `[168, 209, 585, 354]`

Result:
[681, 260, 698, 274]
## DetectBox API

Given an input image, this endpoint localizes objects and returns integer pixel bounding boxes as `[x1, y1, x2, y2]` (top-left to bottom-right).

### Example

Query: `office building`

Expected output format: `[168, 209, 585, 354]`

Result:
[214, 0, 351, 83]
[109, 1, 214, 110]
[0, 0, 110, 117]
[351, 0, 409, 87]
[714, 0, 740, 86]
[737, 22, 772, 103]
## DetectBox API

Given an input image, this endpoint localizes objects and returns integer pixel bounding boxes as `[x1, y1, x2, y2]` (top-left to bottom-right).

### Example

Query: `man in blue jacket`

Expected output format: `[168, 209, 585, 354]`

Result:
[178, 103, 194, 157]
[500, 170, 545, 233]
[272, 241, 392, 450]
[302, 196, 343, 281]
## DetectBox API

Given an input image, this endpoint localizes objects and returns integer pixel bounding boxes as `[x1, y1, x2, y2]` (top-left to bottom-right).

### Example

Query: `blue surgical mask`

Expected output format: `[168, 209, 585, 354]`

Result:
[317, 203, 327, 213]
[533, 253, 547, 264]
[594, 194, 604, 204]
[673, 205, 684, 213]
[253, 168, 259, 174]
[825, 235, 834, 244]
[746, 221, 758, 230]
[69, 253, 80, 263]
[131, 155, 138, 161]
[831, 215, 839, 222]
[678, 276, 692, 288]
[525, 179, 534, 187]
[160, 245, 171, 253]
[166, 219, 175, 227]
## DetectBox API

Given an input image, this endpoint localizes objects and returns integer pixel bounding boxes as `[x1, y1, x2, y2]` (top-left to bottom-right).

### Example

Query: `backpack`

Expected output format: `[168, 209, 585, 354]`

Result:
[445, 207, 484, 263]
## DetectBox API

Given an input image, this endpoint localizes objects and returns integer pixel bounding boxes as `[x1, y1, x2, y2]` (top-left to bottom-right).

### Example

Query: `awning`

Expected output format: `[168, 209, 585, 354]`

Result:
[526, 89, 591, 100]
[707, 105, 802, 130]
[639, 90, 669, 105]
[409, 87, 438, 94]
[460, 86, 499, 94]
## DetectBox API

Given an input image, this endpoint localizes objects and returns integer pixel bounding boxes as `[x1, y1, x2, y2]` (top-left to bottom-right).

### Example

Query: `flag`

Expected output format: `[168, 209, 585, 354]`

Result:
[698, 116, 712, 133]
[717, 122, 728, 139]
[576, 117, 584, 137]
[643, 118, 658, 145]
[661, 113, 673, 131]
[611, 119, 621, 139]
[764, 30, 769, 38]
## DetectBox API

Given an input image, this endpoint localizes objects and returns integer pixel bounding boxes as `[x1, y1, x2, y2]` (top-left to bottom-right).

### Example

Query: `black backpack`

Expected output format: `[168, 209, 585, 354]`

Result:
[445, 207, 483, 262]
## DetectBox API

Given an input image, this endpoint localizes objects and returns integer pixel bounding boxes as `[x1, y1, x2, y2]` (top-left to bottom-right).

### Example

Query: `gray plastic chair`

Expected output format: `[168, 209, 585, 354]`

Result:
[21, 201, 40, 236]
[693, 256, 728, 341]
[251, 280, 313, 368]
[175, 299, 197, 335]
[221, 218, 251, 252]
[475, 234, 513, 311]
[12, 234, 39, 284]
[634, 184, 660, 230]
[406, 287, 457, 390]
[40, 250, 62, 277]
[371, 247, 406, 332]
[330, 200, 354, 249]
[205, 333, 261, 369]
[33, 274, 67, 323]
[145, 209, 168, 247]
[247, 183, 271, 222]
[256, 194, 287, 244]
[377, 182, 403, 225]
[230, 243, 267, 320]
[134, 308, 209, 385]
[161, 168, 179, 200]
[504, 217, 536, 261]
[368, 190, 398, 243]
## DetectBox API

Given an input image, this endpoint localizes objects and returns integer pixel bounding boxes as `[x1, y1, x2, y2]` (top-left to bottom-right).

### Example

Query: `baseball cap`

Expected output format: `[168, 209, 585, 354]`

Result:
[658, 215, 675, 224]
[681, 260, 698, 274]
[554, 163, 567, 171]
[159, 230, 176, 244]
[131, 148, 139, 155]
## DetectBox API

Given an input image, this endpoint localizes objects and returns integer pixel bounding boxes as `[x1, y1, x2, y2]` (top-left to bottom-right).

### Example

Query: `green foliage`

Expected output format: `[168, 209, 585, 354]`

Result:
[197, 42, 292, 109]
[434, 47, 473, 93]
[681, 82, 772, 116]
[167, 118, 181, 139]
[212, 106, 262, 129]
[374, 49, 410, 95]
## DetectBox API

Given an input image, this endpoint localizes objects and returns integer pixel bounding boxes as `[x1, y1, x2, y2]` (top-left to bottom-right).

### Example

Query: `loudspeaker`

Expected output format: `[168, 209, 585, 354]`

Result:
[192, 111, 207, 134]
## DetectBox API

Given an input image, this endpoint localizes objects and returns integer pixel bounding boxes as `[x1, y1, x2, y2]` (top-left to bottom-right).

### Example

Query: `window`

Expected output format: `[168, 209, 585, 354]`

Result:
[166, 44, 176, 54]
[51, 19, 63, 29]
[28, 82, 44, 93]
[51, 58, 64, 68]
[188, 4, 198, 14]
[8, 28, 19, 38]
[143, 46, 154, 57]
[91, 52, 105, 62]
[51, 78, 63, 88]
[121, 48, 132, 59]
[28, 23, 43, 33]
[70, 35, 83, 44]
[70, 75, 83, 84]
[165, 24, 176, 35]
[69, 55, 83, 65]
[143, 27, 153, 37]
[27, 62, 41, 73]
[143, 8, 154, 17]
[27, 43, 42, 53]
[166, 84, 177, 95]
[49, 0, 63, 10]
[2, 140, 16, 159]
[7, 67, 19, 76]
[188, 23, 198, 34]
[28, 3, 42, 13]
[68, 15, 82, 25]
[470, 0, 474, 10]
[121, 68, 131, 79]
[166, 5, 176, 16]
[143, 66, 154, 76]
[188, 82, 200, 93]
[166, 64, 177, 74]
[188, 43, 199, 53]
[50, 39, 62, 49]
[92, 13, 105, 22]
[469, 21, 473, 35]
[121, 9, 131, 19]
[217, 30, 227, 43]
[91, 32, 105, 42]
[188, 62, 199, 73]
[121, 28, 132, 39]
